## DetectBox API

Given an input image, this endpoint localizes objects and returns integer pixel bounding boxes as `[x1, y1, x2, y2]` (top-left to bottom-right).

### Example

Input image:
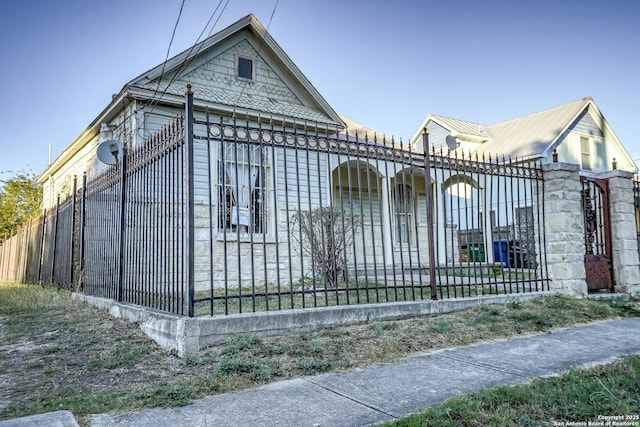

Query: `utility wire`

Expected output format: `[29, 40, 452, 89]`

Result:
[145, 0, 229, 112]
[151, 0, 187, 103]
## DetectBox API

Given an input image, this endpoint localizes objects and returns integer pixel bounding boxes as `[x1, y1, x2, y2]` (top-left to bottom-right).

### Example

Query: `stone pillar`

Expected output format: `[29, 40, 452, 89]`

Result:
[542, 163, 587, 296]
[599, 170, 640, 296]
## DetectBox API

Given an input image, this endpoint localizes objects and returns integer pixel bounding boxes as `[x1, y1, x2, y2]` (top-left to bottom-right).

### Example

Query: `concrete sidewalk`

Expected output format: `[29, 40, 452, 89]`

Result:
[2, 317, 639, 427]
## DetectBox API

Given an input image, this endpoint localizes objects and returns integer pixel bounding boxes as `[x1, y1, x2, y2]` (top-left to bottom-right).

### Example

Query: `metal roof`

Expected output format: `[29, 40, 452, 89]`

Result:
[479, 97, 591, 159]
[428, 114, 492, 140]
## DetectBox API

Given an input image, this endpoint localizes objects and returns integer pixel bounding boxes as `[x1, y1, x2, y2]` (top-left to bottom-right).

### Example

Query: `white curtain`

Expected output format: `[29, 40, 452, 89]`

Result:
[225, 145, 261, 228]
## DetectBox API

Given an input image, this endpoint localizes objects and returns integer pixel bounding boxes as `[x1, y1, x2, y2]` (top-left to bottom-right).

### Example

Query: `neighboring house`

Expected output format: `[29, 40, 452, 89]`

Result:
[409, 97, 637, 173]
[407, 98, 638, 266]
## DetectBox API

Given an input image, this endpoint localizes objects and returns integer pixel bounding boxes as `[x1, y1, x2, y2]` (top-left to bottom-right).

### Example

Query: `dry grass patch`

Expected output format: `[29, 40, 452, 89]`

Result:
[1, 282, 638, 425]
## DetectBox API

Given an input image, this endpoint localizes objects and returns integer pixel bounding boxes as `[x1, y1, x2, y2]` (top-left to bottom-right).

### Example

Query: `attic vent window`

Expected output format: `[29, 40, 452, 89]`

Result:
[237, 57, 253, 80]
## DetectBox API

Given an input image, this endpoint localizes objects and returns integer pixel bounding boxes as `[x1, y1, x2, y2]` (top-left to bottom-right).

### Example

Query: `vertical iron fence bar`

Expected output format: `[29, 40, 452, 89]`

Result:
[381, 142, 397, 299]
[69, 176, 78, 286]
[304, 123, 318, 307]
[436, 150, 445, 298]
[282, 120, 297, 309]
[220, 116, 230, 315]
[291, 123, 307, 308]
[374, 138, 390, 302]
[206, 109, 215, 315]
[152, 131, 160, 309]
[395, 158, 407, 301]
[515, 161, 524, 292]
[282, 119, 305, 308]
[145, 141, 153, 306]
[507, 157, 516, 293]
[422, 131, 437, 300]
[269, 118, 282, 311]
[406, 156, 419, 300]
[399, 160, 410, 299]
[186, 86, 195, 317]
[498, 156, 508, 294]
[130, 149, 139, 305]
[79, 173, 87, 290]
[343, 131, 356, 304]
[471, 153, 480, 293]
[232, 115, 243, 313]
[317, 124, 330, 306]
[173, 129, 179, 313]
[409, 155, 424, 300]
[139, 145, 147, 305]
[259, 118, 269, 312]
[246, 117, 257, 312]
[334, 128, 347, 304]
[163, 128, 170, 312]
[539, 160, 549, 290]
[365, 136, 380, 302]
[482, 155, 495, 294]
[117, 144, 128, 302]
[447, 151, 457, 296]
[355, 134, 370, 303]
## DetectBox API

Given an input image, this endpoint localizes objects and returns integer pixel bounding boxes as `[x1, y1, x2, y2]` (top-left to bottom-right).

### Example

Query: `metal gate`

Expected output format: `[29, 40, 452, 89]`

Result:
[581, 177, 614, 291]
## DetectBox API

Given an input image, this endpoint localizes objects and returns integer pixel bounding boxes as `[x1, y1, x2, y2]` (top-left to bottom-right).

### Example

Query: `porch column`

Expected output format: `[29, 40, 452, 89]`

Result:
[542, 163, 587, 296]
[600, 170, 640, 296]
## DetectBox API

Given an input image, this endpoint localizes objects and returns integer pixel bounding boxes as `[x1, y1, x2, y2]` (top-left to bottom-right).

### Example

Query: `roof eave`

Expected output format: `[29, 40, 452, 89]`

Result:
[38, 88, 130, 184]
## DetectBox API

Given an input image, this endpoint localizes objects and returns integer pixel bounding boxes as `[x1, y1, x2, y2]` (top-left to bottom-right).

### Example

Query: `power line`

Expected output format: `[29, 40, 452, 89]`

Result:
[151, 0, 187, 103]
[145, 0, 229, 113]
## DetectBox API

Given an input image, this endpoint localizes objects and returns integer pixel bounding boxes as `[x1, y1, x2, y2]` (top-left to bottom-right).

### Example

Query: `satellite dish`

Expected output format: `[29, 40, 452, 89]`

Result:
[445, 135, 458, 150]
[96, 139, 122, 165]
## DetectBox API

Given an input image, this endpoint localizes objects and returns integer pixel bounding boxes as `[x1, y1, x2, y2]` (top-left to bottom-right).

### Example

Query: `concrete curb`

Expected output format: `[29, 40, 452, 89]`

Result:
[75, 291, 547, 356]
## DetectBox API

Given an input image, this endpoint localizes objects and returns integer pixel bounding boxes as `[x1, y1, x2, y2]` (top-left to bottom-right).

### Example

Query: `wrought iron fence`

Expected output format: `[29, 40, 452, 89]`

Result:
[187, 112, 548, 316]
[0, 89, 550, 316]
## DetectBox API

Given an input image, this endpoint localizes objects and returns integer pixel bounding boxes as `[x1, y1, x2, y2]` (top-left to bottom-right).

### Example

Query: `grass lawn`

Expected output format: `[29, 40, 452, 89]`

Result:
[383, 354, 640, 427]
[1, 282, 639, 426]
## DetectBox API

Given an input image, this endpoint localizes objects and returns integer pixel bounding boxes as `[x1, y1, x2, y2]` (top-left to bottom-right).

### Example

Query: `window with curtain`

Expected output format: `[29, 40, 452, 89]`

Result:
[219, 141, 270, 234]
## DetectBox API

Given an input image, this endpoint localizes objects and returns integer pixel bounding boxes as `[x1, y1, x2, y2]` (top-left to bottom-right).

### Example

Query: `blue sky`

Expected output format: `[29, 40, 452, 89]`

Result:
[1, 0, 639, 179]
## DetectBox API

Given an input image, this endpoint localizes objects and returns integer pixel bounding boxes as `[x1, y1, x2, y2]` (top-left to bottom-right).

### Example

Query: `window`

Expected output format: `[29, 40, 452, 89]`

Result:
[394, 183, 414, 245]
[218, 141, 270, 234]
[580, 136, 591, 170]
[237, 57, 253, 80]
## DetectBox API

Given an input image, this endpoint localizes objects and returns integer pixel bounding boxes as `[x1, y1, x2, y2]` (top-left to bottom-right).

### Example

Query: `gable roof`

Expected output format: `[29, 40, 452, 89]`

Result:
[40, 14, 344, 182]
[480, 97, 590, 159]
[414, 97, 633, 168]
[126, 14, 343, 126]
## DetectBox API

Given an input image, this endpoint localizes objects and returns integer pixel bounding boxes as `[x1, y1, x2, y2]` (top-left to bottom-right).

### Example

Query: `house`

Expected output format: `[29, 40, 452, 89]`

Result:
[405, 98, 638, 269]
[35, 12, 635, 302]
[409, 97, 637, 173]
[38, 14, 429, 294]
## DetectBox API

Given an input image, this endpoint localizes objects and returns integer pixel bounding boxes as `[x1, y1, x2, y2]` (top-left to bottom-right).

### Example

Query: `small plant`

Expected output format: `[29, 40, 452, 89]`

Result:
[291, 207, 361, 288]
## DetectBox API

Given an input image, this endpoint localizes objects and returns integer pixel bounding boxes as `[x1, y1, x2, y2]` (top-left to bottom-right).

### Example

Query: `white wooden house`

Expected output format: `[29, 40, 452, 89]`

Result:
[407, 98, 638, 265]
[37, 13, 637, 293]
